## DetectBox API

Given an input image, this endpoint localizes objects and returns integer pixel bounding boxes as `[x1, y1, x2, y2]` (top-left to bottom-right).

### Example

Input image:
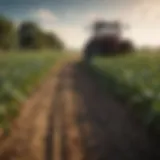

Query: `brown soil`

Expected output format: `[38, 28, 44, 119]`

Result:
[0, 61, 153, 160]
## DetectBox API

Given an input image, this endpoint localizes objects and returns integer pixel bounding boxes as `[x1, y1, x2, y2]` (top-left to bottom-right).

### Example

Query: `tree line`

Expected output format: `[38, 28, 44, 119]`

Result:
[0, 15, 64, 51]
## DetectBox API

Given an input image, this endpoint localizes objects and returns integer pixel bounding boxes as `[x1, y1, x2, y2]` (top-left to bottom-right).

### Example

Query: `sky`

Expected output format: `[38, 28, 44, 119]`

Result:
[0, 0, 160, 49]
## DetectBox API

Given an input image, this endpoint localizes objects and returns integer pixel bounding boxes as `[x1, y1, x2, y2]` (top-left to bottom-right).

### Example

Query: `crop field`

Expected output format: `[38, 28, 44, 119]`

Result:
[0, 51, 159, 159]
[0, 51, 62, 134]
[89, 54, 160, 133]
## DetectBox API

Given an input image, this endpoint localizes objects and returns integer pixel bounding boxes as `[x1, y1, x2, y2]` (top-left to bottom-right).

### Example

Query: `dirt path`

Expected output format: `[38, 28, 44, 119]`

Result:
[0, 61, 151, 160]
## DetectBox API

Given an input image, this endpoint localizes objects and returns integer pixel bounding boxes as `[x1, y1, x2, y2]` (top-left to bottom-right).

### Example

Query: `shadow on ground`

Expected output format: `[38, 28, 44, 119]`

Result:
[72, 62, 152, 160]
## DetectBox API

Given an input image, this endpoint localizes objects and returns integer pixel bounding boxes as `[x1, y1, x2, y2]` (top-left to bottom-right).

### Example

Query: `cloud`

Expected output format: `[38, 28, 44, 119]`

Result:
[123, 0, 160, 25]
[32, 2, 160, 49]
[34, 8, 57, 24]
[40, 23, 89, 49]
[85, 13, 102, 22]
[55, 26, 89, 49]
[33, 8, 89, 49]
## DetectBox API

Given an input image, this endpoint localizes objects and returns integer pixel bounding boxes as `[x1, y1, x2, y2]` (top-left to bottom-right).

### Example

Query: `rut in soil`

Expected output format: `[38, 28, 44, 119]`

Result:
[0, 62, 152, 160]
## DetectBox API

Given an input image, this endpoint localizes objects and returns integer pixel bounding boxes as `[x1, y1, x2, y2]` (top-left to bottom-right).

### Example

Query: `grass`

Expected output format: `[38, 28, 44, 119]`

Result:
[87, 54, 160, 134]
[0, 50, 64, 134]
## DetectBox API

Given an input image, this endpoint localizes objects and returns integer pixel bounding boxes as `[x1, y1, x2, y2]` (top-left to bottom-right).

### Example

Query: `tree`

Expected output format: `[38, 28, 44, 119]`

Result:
[0, 16, 16, 50]
[18, 22, 64, 50]
[43, 32, 64, 50]
[18, 22, 43, 49]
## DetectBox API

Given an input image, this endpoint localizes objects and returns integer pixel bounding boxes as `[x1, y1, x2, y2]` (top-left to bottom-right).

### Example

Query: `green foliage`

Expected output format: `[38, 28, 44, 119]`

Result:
[18, 22, 42, 49]
[0, 16, 16, 50]
[0, 15, 64, 51]
[90, 54, 160, 133]
[0, 52, 60, 134]
[42, 32, 64, 49]
[18, 21, 64, 50]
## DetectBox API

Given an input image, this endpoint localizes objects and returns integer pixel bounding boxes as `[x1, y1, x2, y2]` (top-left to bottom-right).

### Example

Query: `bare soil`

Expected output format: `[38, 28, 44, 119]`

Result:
[0, 61, 153, 160]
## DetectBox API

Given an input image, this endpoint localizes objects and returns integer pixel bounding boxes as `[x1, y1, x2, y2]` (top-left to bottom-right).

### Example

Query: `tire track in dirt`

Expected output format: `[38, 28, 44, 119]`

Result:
[0, 65, 61, 160]
[45, 63, 83, 160]
[62, 64, 83, 160]
[0, 60, 151, 160]
[0, 61, 84, 160]
[45, 70, 65, 160]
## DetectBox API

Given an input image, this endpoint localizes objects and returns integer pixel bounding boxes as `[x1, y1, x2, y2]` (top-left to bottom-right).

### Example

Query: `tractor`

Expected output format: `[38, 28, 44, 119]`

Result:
[83, 20, 134, 62]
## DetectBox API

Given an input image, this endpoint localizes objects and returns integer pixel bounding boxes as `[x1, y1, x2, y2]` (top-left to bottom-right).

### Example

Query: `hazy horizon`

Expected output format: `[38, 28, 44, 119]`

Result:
[1, 0, 160, 49]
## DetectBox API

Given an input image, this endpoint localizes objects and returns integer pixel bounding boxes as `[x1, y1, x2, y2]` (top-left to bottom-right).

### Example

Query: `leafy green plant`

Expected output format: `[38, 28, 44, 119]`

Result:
[89, 54, 160, 133]
[0, 52, 61, 134]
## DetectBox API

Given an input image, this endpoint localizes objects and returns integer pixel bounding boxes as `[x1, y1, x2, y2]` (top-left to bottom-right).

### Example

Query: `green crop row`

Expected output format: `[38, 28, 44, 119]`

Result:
[0, 51, 61, 134]
[88, 54, 160, 134]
